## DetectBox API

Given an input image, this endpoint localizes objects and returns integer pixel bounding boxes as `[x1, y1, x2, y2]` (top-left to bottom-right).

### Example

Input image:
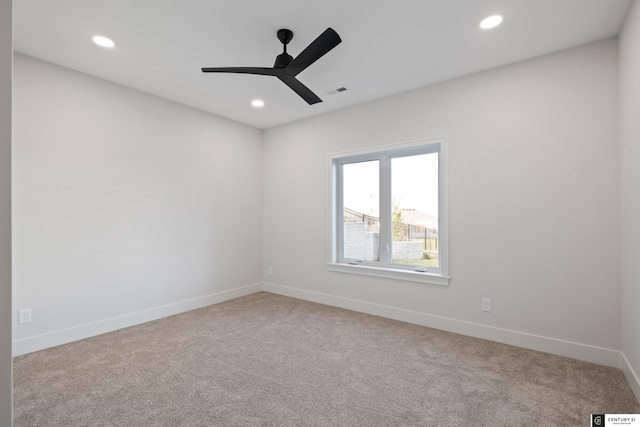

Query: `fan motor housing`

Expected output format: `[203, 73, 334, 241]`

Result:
[274, 53, 293, 68]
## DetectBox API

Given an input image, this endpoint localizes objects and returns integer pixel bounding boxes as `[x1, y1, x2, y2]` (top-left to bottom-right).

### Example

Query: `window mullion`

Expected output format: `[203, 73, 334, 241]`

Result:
[379, 156, 391, 266]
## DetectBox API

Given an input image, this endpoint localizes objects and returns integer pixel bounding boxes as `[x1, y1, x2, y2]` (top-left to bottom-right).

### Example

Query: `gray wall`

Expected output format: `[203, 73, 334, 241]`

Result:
[343, 223, 379, 261]
[620, 0, 640, 401]
[12, 54, 263, 354]
[0, 0, 11, 423]
[263, 38, 621, 365]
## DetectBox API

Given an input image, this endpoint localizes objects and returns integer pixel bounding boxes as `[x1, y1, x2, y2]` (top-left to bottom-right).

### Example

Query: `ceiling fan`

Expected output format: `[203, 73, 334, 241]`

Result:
[202, 28, 342, 105]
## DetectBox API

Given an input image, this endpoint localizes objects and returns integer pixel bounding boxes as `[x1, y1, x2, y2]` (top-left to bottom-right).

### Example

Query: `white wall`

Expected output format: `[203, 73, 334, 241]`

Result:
[12, 54, 263, 354]
[620, 0, 640, 401]
[263, 38, 621, 366]
[0, 0, 12, 423]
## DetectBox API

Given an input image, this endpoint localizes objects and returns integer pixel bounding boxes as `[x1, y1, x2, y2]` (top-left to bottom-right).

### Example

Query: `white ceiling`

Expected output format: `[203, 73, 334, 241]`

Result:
[14, 0, 632, 129]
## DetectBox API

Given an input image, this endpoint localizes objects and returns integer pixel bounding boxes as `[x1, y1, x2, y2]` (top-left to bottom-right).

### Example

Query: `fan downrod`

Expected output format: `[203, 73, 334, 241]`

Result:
[274, 29, 294, 68]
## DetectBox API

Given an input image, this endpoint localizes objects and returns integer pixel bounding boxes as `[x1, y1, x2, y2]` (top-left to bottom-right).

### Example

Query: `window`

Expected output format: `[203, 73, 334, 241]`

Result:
[328, 138, 449, 286]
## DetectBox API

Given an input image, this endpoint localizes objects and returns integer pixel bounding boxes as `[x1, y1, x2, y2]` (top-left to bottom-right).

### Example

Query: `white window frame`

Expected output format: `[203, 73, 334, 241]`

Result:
[327, 137, 450, 286]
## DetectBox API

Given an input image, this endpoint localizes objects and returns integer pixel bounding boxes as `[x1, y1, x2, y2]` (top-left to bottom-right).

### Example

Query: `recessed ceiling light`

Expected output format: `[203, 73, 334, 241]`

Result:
[480, 15, 504, 30]
[92, 35, 115, 48]
[251, 99, 265, 108]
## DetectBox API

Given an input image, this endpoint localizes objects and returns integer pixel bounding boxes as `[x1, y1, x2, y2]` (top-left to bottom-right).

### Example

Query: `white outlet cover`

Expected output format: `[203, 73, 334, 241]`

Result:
[18, 309, 32, 324]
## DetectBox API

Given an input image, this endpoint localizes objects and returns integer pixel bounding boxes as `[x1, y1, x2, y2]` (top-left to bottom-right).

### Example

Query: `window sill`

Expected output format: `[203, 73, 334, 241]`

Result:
[327, 263, 450, 287]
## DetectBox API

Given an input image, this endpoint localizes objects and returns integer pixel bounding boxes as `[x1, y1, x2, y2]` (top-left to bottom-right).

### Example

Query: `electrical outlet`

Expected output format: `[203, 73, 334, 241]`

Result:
[268, 267, 273, 276]
[481, 298, 492, 312]
[18, 308, 32, 324]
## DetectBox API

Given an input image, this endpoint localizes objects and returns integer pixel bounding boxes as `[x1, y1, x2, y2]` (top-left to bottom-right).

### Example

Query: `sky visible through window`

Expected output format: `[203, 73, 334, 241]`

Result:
[343, 153, 438, 219]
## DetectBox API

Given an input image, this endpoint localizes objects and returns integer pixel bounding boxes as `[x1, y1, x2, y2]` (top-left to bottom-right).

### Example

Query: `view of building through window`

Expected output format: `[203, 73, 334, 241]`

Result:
[342, 152, 439, 268]
[391, 153, 439, 267]
[342, 160, 380, 262]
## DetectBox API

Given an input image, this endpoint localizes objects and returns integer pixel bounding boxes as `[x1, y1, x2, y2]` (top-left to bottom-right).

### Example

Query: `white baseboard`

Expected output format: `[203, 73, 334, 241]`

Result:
[621, 352, 640, 403]
[14, 279, 632, 389]
[263, 282, 623, 369]
[12, 283, 263, 357]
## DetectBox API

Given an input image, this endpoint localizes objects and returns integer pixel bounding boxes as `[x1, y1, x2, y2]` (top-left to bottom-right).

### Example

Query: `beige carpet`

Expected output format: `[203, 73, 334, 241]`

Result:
[13, 292, 640, 426]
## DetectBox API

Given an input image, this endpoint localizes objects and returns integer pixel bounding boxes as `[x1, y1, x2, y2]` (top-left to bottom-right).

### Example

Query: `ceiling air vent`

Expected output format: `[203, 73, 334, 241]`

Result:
[327, 86, 348, 95]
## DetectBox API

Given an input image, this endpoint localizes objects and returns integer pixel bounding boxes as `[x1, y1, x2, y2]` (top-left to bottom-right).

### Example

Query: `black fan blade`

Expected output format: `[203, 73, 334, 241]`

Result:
[285, 28, 341, 76]
[278, 75, 322, 105]
[201, 67, 281, 76]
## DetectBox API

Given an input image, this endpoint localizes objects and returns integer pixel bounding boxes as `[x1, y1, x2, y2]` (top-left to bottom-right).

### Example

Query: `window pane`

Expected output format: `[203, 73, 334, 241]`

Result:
[390, 153, 439, 268]
[342, 160, 380, 262]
